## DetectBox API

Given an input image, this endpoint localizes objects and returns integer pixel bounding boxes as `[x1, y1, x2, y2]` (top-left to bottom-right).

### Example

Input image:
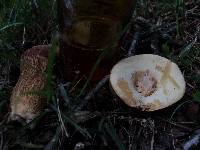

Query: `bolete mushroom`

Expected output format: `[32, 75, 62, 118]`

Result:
[110, 54, 186, 111]
[10, 45, 50, 123]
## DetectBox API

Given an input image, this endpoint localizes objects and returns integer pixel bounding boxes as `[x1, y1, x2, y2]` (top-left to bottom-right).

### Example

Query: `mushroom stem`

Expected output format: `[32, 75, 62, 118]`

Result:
[10, 45, 50, 123]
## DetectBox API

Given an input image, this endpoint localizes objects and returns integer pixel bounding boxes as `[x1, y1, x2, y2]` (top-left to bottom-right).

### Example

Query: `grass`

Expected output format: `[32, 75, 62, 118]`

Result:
[0, 0, 200, 149]
[175, 0, 184, 37]
[104, 121, 126, 150]
[45, 35, 58, 102]
[0, 0, 56, 50]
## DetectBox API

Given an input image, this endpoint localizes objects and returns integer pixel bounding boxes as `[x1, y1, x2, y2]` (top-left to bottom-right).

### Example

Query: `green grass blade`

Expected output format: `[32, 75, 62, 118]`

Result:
[104, 122, 126, 150]
[193, 91, 200, 102]
[50, 104, 92, 139]
[46, 36, 58, 102]
[0, 22, 23, 31]
[179, 38, 197, 58]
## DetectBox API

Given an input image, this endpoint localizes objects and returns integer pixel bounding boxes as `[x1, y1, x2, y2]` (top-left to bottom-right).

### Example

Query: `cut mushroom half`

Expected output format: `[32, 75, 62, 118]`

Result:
[110, 54, 186, 111]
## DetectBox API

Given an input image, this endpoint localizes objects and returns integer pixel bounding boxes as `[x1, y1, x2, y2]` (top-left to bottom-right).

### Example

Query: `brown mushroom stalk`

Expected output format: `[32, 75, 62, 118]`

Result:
[10, 45, 50, 123]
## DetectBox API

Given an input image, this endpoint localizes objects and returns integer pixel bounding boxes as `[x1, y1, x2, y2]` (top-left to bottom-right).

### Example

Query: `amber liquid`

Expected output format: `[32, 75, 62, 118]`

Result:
[58, 0, 136, 82]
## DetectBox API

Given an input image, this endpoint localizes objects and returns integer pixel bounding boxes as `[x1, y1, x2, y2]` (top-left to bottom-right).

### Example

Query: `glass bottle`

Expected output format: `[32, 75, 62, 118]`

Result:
[57, 0, 136, 83]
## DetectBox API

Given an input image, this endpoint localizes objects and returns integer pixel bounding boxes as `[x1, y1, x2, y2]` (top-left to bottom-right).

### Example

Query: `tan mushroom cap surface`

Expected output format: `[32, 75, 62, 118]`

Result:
[110, 54, 186, 111]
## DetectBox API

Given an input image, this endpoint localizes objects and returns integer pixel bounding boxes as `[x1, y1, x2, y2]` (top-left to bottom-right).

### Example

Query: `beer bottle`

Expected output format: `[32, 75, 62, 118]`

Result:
[57, 0, 136, 83]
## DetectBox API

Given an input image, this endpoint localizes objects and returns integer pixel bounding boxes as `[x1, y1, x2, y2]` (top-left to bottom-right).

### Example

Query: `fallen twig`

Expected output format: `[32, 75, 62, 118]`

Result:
[75, 75, 110, 111]
[73, 111, 101, 123]
[57, 83, 71, 106]
[128, 32, 141, 57]
[44, 125, 62, 150]
[156, 117, 193, 132]
[84, 75, 110, 100]
[0, 132, 3, 150]
[150, 34, 160, 55]
[182, 129, 200, 150]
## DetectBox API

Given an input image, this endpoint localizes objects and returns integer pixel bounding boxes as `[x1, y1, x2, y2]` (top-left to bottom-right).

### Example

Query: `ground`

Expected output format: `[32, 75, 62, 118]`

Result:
[0, 0, 200, 149]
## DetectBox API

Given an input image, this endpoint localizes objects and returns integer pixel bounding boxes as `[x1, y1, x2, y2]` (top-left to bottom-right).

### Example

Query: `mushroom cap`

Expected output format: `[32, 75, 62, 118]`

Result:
[110, 54, 186, 111]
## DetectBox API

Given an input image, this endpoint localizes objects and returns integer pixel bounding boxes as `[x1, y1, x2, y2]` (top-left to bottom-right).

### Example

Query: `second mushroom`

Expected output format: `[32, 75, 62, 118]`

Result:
[110, 54, 186, 111]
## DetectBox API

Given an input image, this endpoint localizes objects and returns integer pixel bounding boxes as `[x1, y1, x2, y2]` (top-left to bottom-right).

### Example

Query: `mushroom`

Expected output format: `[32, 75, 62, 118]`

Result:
[10, 45, 50, 123]
[110, 54, 186, 111]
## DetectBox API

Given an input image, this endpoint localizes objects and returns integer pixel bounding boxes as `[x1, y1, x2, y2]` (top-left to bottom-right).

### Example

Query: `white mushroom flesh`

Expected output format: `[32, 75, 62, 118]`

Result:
[110, 54, 186, 111]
